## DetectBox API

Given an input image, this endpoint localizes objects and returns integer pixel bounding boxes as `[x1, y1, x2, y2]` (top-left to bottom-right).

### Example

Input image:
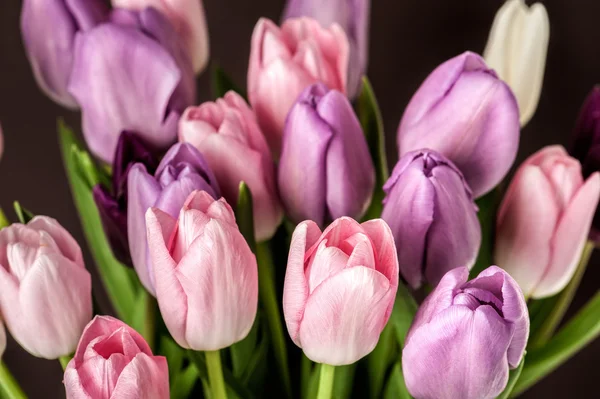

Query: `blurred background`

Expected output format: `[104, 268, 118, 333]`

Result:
[0, 0, 598, 397]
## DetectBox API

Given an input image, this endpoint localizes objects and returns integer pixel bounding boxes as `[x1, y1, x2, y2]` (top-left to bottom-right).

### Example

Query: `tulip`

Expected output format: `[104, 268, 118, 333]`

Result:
[20, 0, 108, 108]
[64, 316, 169, 398]
[382, 150, 481, 289]
[248, 17, 349, 155]
[69, 7, 196, 163]
[282, 0, 370, 97]
[278, 83, 374, 227]
[484, 0, 549, 126]
[0, 216, 92, 359]
[128, 143, 219, 295]
[283, 217, 398, 365]
[179, 91, 283, 241]
[495, 145, 600, 298]
[93, 132, 159, 266]
[145, 190, 258, 350]
[112, 0, 209, 74]
[397, 51, 520, 197]
[403, 266, 529, 399]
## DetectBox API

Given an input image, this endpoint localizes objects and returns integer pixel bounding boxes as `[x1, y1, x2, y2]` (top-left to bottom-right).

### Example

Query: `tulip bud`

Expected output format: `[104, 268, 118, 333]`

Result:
[112, 0, 209, 74]
[403, 266, 529, 399]
[397, 51, 520, 197]
[145, 191, 258, 350]
[282, 0, 370, 97]
[128, 143, 219, 295]
[20, 0, 108, 108]
[382, 150, 481, 289]
[484, 0, 549, 126]
[64, 316, 169, 398]
[68, 7, 196, 163]
[0, 217, 92, 359]
[278, 83, 374, 227]
[283, 217, 398, 365]
[248, 17, 349, 155]
[495, 145, 600, 298]
[179, 91, 283, 241]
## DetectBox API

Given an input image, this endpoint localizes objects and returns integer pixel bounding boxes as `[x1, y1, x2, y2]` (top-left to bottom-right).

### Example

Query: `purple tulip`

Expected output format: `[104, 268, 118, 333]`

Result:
[282, 0, 370, 97]
[68, 7, 196, 163]
[278, 83, 375, 227]
[127, 143, 220, 295]
[397, 52, 520, 197]
[93, 132, 159, 266]
[20, 0, 108, 108]
[381, 150, 481, 289]
[403, 266, 529, 399]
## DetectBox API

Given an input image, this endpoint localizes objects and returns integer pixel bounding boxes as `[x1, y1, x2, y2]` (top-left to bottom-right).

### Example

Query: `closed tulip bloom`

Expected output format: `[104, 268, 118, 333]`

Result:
[69, 7, 195, 163]
[20, 0, 108, 108]
[282, 0, 370, 97]
[64, 316, 169, 399]
[112, 0, 209, 74]
[397, 51, 520, 197]
[382, 150, 481, 289]
[248, 17, 349, 155]
[146, 191, 258, 350]
[484, 0, 549, 126]
[179, 91, 283, 241]
[128, 143, 219, 295]
[283, 217, 398, 365]
[403, 266, 529, 399]
[278, 83, 374, 227]
[496, 146, 600, 298]
[0, 217, 92, 359]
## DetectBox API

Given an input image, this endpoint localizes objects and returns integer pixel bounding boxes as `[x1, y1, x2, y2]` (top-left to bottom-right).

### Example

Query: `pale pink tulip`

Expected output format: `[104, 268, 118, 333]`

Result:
[179, 91, 283, 241]
[64, 316, 169, 399]
[111, 0, 209, 73]
[247, 17, 349, 156]
[0, 216, 92, 359]
[496, 145, 600, 298]
[145, 190, 258, 350]
[283, 217, 399, 365]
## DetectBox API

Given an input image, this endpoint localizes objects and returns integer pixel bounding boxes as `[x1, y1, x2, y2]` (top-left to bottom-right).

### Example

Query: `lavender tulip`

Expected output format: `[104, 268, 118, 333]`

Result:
[403, 266, 529, 399]
[397, 52, 520, 197]
[382, 150, 481, 289]
[282, 0, 370, 97]
[278, 83, 374, 227]
[69, 7, 196, 163]
[20, 0, 108, 108]
[127, 143, 219, 295]
[93, 132, 159, 266]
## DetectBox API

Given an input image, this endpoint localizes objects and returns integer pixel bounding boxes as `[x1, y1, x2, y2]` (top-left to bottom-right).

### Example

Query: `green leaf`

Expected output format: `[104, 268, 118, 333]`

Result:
[497, 356, 525, 399]
[58, 119, 138, 322]
[356, 76, 388, 221]
[383, 362, 412, 399]
[470, 189, 501, 278]
[160, 336, 185, 382]
[170, 364, 199, 399]
[13, 201, 34, 224]
[212, 64, 246, 100]
[0, 209, 10, 228]
[239, 316, 270, 385]
[130, 290, 156, 350]
[306, 364, 355, 399]
[187, 351, 254, 399]
[391, 281, 418, 347]
[367, 322, 399, 397]
[230, 314, 260, 378]
[235, 182, 257, 253]
[71, 146, 111, 190]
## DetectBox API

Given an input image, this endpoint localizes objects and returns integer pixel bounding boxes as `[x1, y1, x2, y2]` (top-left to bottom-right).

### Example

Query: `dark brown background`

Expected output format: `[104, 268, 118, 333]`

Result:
[0, 0, 598, 397]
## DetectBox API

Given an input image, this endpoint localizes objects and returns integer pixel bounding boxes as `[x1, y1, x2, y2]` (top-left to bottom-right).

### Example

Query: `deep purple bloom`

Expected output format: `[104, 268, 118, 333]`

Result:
[69, 7, 196, 163]
[92, 132, 159, 266]
[403, 266, 529, 399]
[277, 83, 374, 227]
[127, 143, 220, 295]
[381, 150, 481, 289]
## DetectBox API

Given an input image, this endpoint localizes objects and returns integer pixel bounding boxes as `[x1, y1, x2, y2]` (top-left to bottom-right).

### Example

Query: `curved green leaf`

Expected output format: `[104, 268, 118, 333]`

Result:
[497, 356, 525, 399]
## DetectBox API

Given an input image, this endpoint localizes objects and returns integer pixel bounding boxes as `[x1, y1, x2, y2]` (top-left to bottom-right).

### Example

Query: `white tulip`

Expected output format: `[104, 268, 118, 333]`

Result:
[484, 0, 549, 126]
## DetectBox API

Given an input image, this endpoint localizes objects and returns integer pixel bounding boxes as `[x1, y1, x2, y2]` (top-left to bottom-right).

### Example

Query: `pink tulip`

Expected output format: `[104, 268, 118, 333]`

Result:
[111, 0, 209, 73]
[145, 190, 258, 350]
[247, 17, 349, 156]
[0, 216, 92, 359]
[496, 145, 600, 298]
[179, 91, 283, 241]
[64, 316, 169, 398]
[283, 217, 399, 365]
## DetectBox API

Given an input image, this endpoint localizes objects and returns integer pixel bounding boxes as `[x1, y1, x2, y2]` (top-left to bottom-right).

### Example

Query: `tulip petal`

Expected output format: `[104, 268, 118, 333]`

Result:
[360, 218, 400, 298]
[28, 216, 85, 268]
[306, 243, 349, 294]
[112, 354, 169, 399]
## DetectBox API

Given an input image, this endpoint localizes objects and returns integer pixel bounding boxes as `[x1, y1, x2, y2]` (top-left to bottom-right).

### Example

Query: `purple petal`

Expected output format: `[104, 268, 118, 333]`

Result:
[93, 185, 132, 267]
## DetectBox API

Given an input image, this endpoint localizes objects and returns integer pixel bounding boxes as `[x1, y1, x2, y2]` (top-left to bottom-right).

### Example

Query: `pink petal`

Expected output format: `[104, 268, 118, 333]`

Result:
[111, 354, 169, 399]
[28, 216, 84, 268]
[306, 242, 349, 293]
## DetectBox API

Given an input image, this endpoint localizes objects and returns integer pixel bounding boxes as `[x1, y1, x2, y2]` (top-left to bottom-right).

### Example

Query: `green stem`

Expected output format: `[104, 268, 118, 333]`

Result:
[0, 362, 26, 399]
[59, 355, 72, 371]
[316, 364, 335, 399]
[301, 354, 313, 399]
[205, 350, 227, 399]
